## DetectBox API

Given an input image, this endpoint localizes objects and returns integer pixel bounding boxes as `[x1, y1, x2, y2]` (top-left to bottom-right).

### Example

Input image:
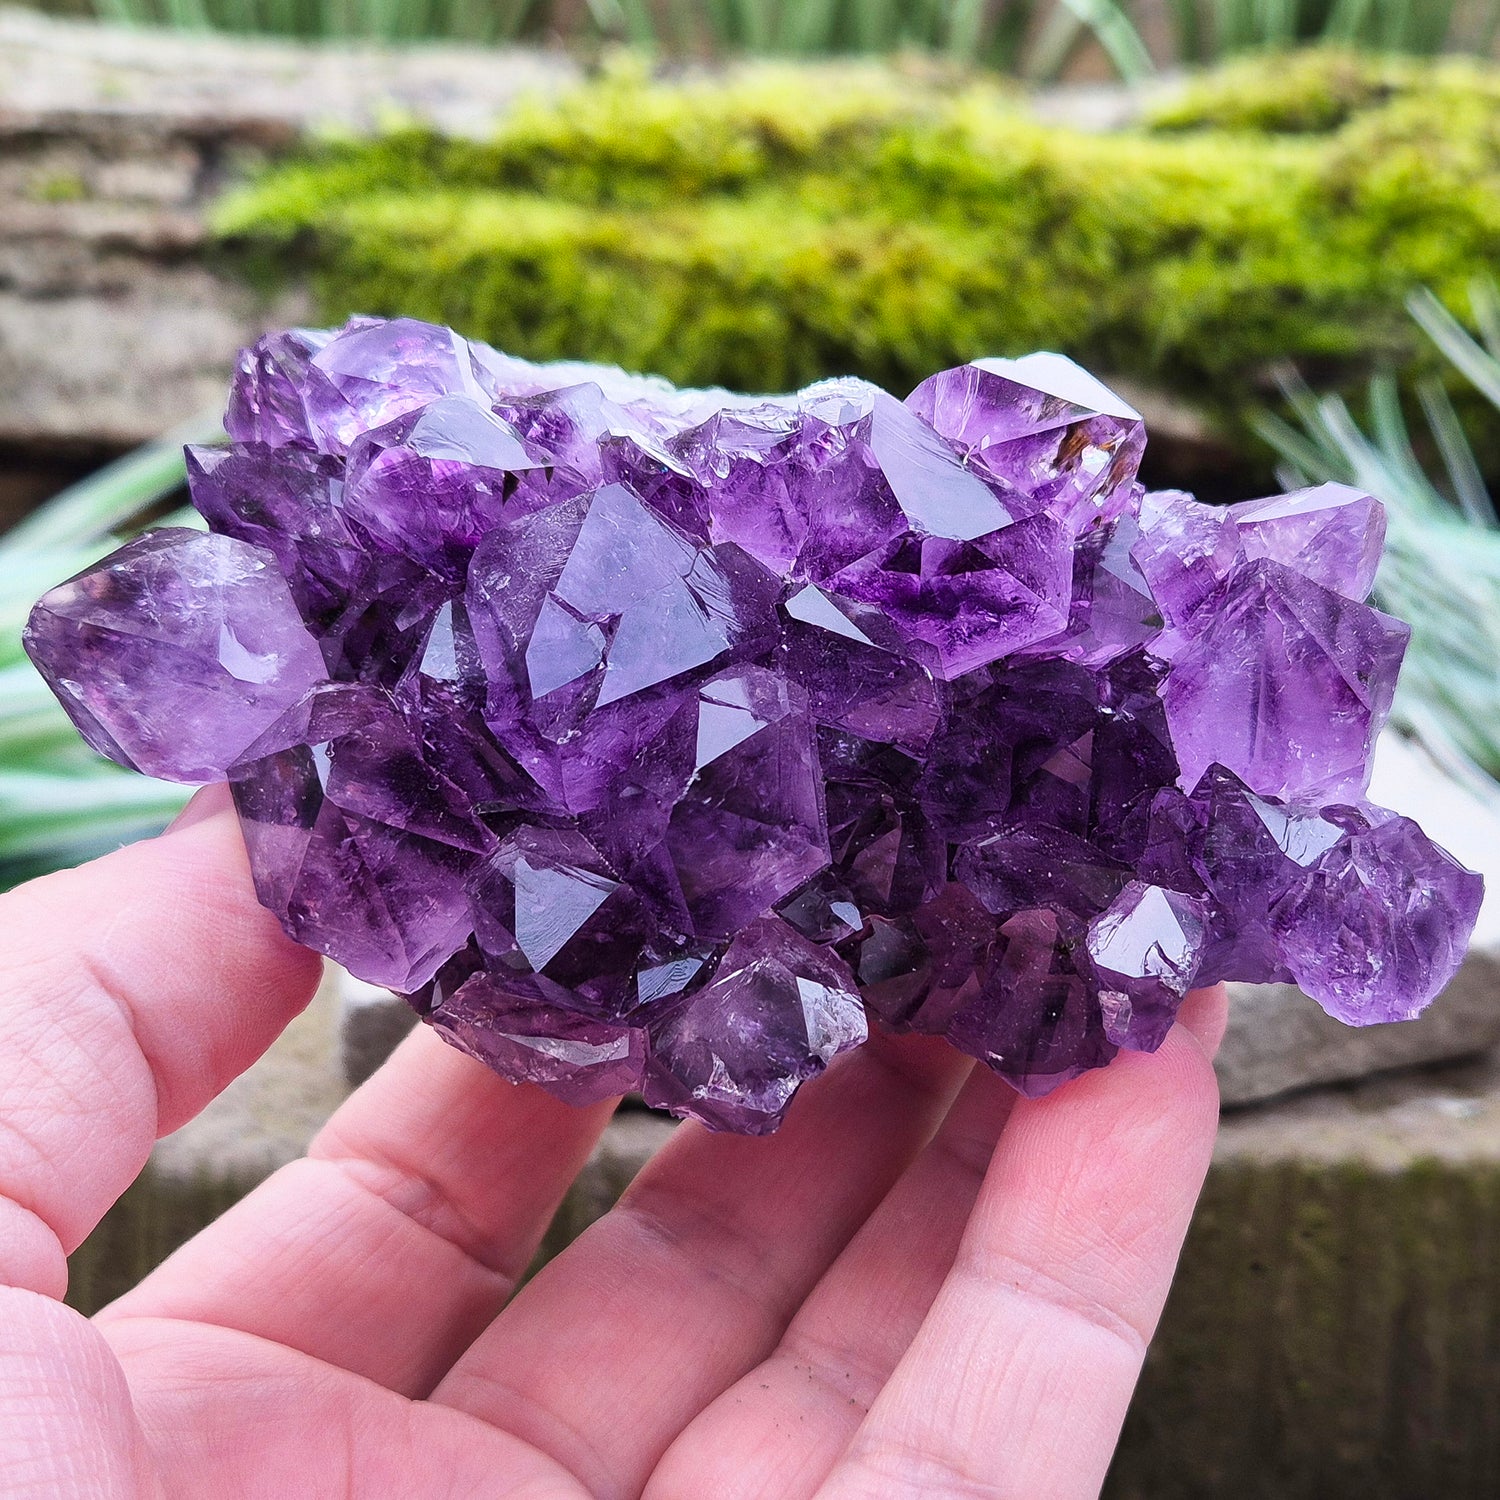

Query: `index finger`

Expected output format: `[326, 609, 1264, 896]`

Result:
[815, 991, 1224, 1500]
[0, 785, 322, 1298]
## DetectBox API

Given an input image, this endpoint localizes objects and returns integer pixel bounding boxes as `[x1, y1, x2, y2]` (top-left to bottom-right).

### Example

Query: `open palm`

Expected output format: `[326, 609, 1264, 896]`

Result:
[1, 787, 1222, 1500]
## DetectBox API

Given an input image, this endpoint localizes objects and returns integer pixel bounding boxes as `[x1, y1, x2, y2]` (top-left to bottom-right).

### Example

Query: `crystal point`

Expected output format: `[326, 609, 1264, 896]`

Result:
[643, 918, 866, 1133]
[25, 529, 327, 782]
[1161, 559, 1409, 802]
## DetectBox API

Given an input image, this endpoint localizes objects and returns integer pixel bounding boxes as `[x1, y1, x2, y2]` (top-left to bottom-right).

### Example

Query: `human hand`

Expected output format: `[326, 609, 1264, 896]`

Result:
[1, 785, 1223, 1500]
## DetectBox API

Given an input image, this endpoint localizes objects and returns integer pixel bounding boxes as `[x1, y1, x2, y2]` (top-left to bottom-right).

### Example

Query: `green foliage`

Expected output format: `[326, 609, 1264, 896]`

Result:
[22, 0, 1500, 72]
[217, 57, 1500, 450]
[1173, 0, 1489, 61]
[22, 0, 1074, 72]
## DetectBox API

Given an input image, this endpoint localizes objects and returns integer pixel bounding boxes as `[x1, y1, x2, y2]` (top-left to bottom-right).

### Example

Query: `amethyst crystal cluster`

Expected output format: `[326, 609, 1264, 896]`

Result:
[25, 317, 1483, 1132]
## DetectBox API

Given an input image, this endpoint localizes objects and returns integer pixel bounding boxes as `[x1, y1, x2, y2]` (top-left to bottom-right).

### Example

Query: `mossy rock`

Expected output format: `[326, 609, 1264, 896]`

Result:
[215, 52, 1500, 477]
[1145, 48, 1500, 136]
[1110, 1159, 1500, 1499]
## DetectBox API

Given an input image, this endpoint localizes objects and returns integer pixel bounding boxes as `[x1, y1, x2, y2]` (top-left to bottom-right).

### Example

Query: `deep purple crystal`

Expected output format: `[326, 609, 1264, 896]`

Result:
[25, 528, 328, 782]
[1160, 559, 1408, 802]
[23, 318, 1484, 1132]
[227, 682, 490, 992]
[428, 969, 649, 1106]
[641, 918, 866, 1133]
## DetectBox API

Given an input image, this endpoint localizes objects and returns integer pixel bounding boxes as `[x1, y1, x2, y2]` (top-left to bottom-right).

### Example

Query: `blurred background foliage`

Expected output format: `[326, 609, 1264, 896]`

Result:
[16, 0, 1500, 74]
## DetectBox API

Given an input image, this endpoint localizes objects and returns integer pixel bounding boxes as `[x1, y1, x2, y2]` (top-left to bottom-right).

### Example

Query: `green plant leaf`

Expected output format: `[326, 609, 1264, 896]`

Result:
[1057, 0, 1155, 79]
[1408, 289, 1500, 414]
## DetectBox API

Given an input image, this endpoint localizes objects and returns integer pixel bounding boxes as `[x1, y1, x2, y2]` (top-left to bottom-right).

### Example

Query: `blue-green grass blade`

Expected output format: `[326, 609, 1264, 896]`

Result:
[0, 771, 189, 865]
[1409, 288, 1500, 413]
[1469, 277, 1500, 365]
[1058, 0, 1155, 78]
[1165, 0, 1203, 61]
[1417, 374, 1496, 528]
[945, 0, 989, 60]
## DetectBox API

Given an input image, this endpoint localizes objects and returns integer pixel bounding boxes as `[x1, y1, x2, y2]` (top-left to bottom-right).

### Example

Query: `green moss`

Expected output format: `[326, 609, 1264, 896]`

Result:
[215, 54, 1500, 453]
[1145, 48, 1500, 136]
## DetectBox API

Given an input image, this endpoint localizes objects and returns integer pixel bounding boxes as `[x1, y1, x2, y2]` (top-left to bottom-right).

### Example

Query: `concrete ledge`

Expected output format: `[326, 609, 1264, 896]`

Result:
[0, 6, 573, 456]
[0, 8, 576, 138]
[339, 974, 417, 1088]
[0, 8, 1243, 492]
[1218, 963, 1500, 1109]
[1112, 1055, 1500, 1498]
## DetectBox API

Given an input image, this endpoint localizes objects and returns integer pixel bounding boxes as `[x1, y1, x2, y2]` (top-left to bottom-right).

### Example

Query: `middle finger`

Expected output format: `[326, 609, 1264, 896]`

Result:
[646, 1061, 1016, 1500]
[432, 1028, 969, 1500]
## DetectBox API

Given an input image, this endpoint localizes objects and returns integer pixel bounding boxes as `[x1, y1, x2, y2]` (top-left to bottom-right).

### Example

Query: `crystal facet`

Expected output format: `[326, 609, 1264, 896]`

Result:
[24, 318, 1483, 1132]
[25, 528, 329, 782]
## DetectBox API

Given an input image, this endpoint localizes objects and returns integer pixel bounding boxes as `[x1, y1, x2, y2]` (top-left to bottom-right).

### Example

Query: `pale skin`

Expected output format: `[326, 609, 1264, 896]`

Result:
[0, 783, 1226, 1500]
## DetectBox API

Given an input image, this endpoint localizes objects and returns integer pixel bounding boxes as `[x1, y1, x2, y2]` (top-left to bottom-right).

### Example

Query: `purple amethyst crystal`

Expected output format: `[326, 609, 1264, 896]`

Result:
[642, 918, 866, 1133]
[427, 969, 649, 1106]
[23, 318, 1485, 1133]
[26, 529, 328, 783]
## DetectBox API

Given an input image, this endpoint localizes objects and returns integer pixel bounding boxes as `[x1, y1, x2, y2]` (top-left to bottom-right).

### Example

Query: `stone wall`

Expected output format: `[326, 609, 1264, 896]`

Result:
[0, 6, 574, 523]
[1115, 1060, 1500, 1498]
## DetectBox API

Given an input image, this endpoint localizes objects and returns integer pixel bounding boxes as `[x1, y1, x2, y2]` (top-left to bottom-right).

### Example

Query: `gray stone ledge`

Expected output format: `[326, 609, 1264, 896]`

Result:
[339, 973, 417, 1088]
[0, 7, 578, 139]
[0, 6, 575, 456]
[151, 964, 349, 1185]
[1218, 967, 1500, 1109]
[0, 8, 1243, 482]
[1216, 1049, 1500, 1171]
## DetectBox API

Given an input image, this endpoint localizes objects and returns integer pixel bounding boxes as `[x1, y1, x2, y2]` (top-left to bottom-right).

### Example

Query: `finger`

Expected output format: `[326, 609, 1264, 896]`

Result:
[657, 988, 1231, 1500]
[816, 1007, 1220, 1500]
[648, 1063, 1016, 1500]
[0, 785, 322, 1299]
[101, 1023, 616, 1398]
[1176, 980, 1229, 1058]
[433, 1029, 971, 1500]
